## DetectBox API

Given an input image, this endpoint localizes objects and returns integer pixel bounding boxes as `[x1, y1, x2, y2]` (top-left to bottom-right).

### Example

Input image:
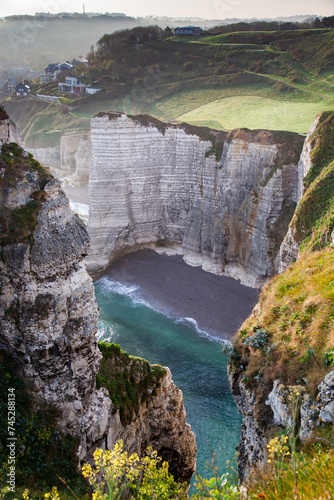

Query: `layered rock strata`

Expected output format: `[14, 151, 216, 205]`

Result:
[0, 125, 196, 477]
[28, 132, 92, 186]
[0, 157, 105, 460]
[87, 112, 304, 287]
[278, 115, 320, 272]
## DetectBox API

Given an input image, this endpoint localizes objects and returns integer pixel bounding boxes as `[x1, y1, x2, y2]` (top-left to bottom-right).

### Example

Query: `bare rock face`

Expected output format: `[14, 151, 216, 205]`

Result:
[87, 113, 304, 287]
[228, 362, 267, 480]
[0, 109, 20, 146]
[0, 142, 108, 458]
[28, 132, 92, 186]
[229, 362, 334, 479]
[0, 125, 196, 479]
[278, 115, 320, 273]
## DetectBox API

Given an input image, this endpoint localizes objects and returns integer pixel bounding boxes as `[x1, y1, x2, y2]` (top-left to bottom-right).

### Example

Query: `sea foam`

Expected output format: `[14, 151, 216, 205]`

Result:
[97, 277, 223, 344]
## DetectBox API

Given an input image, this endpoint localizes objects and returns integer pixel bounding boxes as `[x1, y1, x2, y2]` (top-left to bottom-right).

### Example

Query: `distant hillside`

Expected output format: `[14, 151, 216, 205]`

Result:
[2, 24, 334, 146]
[0, 14, 331, 73]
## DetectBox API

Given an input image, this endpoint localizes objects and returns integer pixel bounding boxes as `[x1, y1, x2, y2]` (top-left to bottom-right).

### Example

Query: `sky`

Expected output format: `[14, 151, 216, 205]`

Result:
[0, 0, 332, 19]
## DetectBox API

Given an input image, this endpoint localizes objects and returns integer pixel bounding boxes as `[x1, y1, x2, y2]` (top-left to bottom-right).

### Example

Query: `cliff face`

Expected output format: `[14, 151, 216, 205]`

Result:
[0, 140, 109, 460]
[87, 113, 304, 287]
[278, 115, 320, 272]
[28, 132, 92, 187]
[0, 109, 20, 145]
[0, 123, 196, 479]
[119, 367, 196, 483]
[229, 362, 334, 480]
[228, 110, 334, 479]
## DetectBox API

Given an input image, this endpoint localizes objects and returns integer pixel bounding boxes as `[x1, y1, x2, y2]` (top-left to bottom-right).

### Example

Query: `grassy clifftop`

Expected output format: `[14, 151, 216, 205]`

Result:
[291, 111, 334, 251]
[228, 110, 334, 498]
[2, 99, 90, 148]
[96, 341, 166, 426]
[233, 247, 334, 399]
[231, 110, 334, 404]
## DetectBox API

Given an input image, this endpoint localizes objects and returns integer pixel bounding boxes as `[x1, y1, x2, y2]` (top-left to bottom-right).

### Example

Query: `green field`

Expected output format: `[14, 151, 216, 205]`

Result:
[62, 29, 334, 136]
[177, 95, 334, 133]
[3, 27, 334, 145]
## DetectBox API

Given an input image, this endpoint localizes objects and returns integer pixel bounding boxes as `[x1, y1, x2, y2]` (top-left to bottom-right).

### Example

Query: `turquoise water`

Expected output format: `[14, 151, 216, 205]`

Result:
[94, 276, 242, 480]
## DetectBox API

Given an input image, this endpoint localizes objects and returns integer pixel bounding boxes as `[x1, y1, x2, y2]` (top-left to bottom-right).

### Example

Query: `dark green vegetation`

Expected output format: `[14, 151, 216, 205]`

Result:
[82, 26, 334, 99]
[0, 107, 9, 120]
[0, 351, 87, 495]
[204, 17, 334, 36]
[0, 143, 52, 248]
[76, 26, 334, 124]
[96, 341, 166, 425]
[292, 111, 334, 251]
[76, 27, 334, 115]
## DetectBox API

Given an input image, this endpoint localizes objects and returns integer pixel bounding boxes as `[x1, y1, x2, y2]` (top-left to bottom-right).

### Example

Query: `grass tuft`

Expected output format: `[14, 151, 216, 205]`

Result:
[96, 341, 166, 426]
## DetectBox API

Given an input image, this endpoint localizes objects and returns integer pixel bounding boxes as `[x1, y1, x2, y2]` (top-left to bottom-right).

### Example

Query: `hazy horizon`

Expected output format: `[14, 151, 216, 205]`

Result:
[0, 0, 332, 21]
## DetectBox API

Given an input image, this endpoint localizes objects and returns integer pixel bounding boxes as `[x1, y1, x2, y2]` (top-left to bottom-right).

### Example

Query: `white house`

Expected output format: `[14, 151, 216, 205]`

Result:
[58, 76, 86, 93]
[85, 86, 101, 95]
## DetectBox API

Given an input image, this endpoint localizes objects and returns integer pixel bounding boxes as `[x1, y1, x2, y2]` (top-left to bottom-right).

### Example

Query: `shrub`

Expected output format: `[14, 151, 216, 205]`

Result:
[324, 348, 334, 366]
[243, 328, 269, 352]
[81, 441, 187, 500]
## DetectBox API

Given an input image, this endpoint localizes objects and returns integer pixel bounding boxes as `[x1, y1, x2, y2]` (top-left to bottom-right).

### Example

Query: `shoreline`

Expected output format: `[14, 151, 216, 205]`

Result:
[104, 249, 259, 340]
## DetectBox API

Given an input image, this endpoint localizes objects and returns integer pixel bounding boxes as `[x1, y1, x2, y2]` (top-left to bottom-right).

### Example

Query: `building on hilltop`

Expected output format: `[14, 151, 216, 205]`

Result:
[174, 26, 203, 36]
[40, 62, 74, 84]
[58, 76, 86, 93]
[3, 77, 18, 95]
[45, 63, 59, 75]
[14, 81, 30, 96]
[57, 62, 73, 72]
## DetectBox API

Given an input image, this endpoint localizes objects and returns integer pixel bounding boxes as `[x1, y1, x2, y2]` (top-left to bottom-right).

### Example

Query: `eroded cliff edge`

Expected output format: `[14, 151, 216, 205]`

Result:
[0, 115, 196, 485]
[227, 112, 334, 480]
[86, 112, 304, 287]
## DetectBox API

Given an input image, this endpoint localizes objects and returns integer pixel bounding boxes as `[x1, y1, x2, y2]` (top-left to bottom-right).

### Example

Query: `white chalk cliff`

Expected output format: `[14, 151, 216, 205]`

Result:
[28, 132, 92, 187]
[86, 112, 304, 287]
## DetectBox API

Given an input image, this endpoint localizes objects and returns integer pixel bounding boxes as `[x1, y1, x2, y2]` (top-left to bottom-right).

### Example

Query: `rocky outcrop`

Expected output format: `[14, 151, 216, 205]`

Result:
[264, 373, 334, 444]
[28, 132, 92, 186]
[228, 364, 267, 480]
[229, 359, 334, 480]
[278, 115, 320, 272]
[0, 126, 196, 479]
[86, 112, 304, 287]
[0, 144, 108, 460]
[106, 367, 196, 483]
[0, 108, 20, 146]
